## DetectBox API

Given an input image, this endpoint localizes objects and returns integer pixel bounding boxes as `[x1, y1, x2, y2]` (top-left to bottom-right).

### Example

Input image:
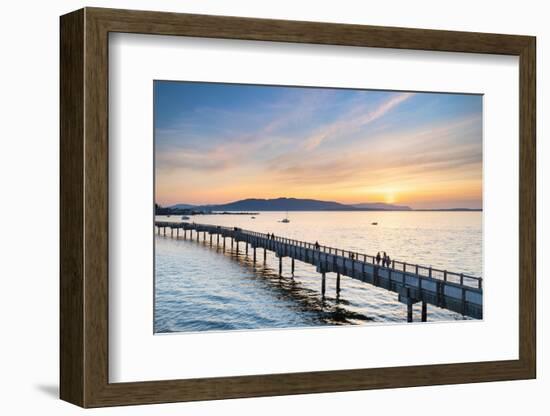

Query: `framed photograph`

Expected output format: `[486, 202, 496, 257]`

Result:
[60, 7, 536, 407]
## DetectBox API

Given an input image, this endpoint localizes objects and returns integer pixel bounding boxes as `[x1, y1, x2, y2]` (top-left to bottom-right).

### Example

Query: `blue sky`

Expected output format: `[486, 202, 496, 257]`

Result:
[154, 81, 482, 209]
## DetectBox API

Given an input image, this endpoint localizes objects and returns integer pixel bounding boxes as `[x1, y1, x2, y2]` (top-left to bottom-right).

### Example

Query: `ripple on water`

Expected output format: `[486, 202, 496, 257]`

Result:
[154, 211, 480, 333]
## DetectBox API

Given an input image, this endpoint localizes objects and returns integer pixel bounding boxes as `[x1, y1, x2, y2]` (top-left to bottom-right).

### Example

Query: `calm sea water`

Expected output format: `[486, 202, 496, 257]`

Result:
[154, 211, 482, 333]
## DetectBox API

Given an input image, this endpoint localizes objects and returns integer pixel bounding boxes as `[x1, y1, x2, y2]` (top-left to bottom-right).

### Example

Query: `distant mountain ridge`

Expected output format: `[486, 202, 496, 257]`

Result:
[203, 198, 353, 211]
[167, 197, 414, 211]
[169, 203, 196, 209]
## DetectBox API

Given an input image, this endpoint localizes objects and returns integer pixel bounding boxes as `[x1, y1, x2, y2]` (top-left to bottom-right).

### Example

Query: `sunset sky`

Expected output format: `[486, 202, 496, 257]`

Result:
[154, 81, 482, 209]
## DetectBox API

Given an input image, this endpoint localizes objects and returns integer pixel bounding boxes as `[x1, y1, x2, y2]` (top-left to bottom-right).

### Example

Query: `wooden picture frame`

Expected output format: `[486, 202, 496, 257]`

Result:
[60, 7, 536, 408]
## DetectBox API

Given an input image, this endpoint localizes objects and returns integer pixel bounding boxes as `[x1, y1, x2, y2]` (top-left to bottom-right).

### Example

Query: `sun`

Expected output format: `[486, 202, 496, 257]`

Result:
[383, 189, 397, 204]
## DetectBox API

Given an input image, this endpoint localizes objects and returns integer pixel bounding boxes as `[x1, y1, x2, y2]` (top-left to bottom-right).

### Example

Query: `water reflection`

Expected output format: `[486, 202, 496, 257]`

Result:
[188, 238, 371, 327]
[155, 211, 479, 333]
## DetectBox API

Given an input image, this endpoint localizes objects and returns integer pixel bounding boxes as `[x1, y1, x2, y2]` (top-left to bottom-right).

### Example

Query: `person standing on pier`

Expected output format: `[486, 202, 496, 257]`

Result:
[386, 254, 392, 268]
[315, 241, 320, 250]
[382, 251, 388, 267]
[376, 252, 381, 265]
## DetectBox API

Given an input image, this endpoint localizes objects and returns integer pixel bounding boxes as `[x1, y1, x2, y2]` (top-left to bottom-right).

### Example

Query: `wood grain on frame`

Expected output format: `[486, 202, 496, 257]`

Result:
[60, 8, 85, 406]
[60, 7, 536, 408]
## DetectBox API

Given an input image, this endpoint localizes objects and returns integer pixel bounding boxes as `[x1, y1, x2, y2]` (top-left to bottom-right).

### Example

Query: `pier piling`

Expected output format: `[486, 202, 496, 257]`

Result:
[407, 303, 413, 323]
[321, 272, 326, 297]
[421, 301, 427, 322]
[336, 273, 341, 296]
[279, 256, 283, 276]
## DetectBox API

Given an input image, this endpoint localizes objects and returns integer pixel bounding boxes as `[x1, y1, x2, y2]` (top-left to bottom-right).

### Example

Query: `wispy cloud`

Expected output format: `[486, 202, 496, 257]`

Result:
[303, 92, 414, 151]
[257, 113, 481, 206]
[155, 87, 337, 173]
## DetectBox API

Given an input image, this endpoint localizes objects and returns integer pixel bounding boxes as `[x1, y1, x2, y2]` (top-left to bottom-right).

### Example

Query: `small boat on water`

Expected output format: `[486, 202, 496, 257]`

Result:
[181, 215, 190, 220]
[280, 212, 290, 223]
[251, 216, 256, 219]
[371, 222, 378, 225]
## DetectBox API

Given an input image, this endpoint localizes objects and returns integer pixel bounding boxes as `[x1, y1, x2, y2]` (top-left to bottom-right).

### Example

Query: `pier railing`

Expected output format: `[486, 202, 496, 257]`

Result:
[156, 221, 482, 289]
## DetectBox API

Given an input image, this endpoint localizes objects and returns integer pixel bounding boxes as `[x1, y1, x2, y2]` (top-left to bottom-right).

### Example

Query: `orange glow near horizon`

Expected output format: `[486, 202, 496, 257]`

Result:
[156, 173, 482, 210]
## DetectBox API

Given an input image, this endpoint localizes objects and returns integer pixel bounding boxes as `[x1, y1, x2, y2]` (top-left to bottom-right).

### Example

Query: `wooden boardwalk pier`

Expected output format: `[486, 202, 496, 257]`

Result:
[155, 221, 483, 322]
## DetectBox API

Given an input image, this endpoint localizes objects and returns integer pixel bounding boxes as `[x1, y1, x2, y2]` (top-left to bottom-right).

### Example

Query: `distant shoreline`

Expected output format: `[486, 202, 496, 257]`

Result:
[157, 208, 482, 215]
[198, 209, 484, 212]
[160, 197, 482, 214]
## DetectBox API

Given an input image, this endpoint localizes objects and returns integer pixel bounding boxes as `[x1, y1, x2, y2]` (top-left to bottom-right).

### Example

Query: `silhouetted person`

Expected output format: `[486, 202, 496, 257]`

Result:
[315, 241, 320, 250]
[272, 233, 275, 240]
[387, 255, 392, 268]
[383, 251, 388, 267]
[350, 253, 355, 260]
[376, 252, 381, 265]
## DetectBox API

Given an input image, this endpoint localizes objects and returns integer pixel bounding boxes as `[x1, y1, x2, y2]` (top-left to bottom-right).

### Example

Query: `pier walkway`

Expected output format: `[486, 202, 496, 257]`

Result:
[155, 221, 483, 322]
